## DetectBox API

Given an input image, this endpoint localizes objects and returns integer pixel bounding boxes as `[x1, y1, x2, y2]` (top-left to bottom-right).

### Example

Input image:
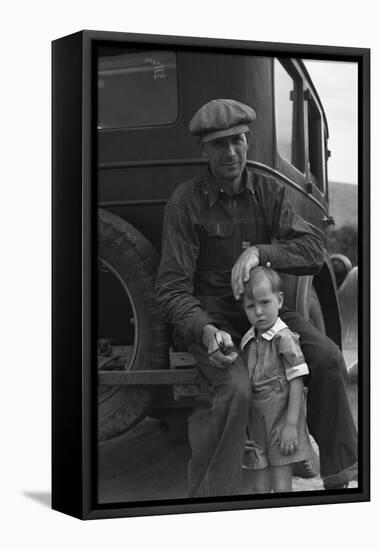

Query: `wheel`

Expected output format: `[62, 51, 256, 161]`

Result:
[338, 266, 358, 349]
[97, 209, 170, 441]
[307, 286, 326, 334]
[330, 254, 353, 288]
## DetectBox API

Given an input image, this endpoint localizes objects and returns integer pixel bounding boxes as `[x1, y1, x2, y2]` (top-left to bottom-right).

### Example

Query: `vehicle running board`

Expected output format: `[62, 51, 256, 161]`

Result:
[98, 350, 203, 399]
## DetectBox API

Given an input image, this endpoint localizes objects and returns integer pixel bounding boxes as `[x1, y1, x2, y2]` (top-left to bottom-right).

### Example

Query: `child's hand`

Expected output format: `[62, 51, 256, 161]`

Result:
[279, 422, 298, 456]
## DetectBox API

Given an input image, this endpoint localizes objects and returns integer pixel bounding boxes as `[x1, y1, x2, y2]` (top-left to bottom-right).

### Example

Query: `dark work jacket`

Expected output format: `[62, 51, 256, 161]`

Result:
[155, 168, 325, 344]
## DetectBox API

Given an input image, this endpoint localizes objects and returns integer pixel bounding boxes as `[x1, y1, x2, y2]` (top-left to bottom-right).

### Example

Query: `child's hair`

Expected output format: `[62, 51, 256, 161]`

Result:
[244, 266, 283, 299]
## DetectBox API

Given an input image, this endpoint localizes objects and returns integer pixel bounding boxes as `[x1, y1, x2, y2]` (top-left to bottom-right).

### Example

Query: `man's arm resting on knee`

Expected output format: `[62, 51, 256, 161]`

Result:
[231, 177, 325, 300]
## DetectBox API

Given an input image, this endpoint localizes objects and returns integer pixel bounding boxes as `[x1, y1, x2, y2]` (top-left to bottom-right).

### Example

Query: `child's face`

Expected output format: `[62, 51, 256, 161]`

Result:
[243, 278, 284, 333]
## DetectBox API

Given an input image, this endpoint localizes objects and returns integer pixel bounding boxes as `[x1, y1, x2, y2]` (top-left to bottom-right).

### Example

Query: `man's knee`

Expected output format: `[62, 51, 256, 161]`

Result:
[306, 337, 347, 383]
[282, 311, 347, 379]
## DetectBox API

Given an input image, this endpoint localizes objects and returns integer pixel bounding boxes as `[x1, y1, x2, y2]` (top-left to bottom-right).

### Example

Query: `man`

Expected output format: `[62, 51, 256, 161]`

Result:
[155, 99, 357, 497]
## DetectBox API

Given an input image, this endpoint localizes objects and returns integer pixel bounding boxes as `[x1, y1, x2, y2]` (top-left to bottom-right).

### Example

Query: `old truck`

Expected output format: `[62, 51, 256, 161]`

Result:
[96, 40, 352, 441]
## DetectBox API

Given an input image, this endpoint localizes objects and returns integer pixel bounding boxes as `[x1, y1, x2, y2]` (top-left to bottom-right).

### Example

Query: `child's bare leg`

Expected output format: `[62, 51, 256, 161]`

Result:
[251, 468, 272, 494]
[271, 464, 293, 492]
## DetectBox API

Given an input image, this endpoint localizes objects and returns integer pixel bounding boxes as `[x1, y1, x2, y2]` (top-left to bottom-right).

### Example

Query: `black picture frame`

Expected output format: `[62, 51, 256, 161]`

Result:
[52, 30, 370, 520]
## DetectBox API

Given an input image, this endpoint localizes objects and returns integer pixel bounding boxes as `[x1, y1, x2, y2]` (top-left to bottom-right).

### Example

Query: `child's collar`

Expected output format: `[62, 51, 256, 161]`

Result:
[240, 317, 288, 350]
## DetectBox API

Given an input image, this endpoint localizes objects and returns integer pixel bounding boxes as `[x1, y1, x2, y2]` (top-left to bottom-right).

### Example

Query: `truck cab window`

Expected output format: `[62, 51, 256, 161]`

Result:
[307, 94, 325, 193]
[274, 59, 303, 171]
[97, 49, 178, 129]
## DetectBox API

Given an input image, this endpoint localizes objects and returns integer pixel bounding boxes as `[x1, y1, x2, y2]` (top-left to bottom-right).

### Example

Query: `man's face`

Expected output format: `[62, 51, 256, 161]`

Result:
[201, 132, 251, 184]
[243, 278, 284, 334]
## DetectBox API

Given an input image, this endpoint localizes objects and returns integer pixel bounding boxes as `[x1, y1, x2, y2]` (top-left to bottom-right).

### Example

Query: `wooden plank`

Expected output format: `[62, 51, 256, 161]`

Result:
[98, 368, 200, 386]
[170, 351, 197, 368]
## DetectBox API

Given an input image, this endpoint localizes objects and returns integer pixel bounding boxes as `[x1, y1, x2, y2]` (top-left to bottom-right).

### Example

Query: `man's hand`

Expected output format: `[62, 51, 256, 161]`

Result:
[202, 325, 238, 368]
[278, 422, 298, 456]
[231, 246, 260, 300]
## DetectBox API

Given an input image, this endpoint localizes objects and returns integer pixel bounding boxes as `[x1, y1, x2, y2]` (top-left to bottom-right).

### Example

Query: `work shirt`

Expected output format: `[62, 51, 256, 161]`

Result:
[155, 168, 325, 344]
[240, 317, 309, 387]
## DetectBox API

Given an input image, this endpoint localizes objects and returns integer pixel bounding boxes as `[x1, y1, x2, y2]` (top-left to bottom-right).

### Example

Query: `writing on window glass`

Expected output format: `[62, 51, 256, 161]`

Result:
[97, 49, 178, 129]
[145, 58, 166, 79]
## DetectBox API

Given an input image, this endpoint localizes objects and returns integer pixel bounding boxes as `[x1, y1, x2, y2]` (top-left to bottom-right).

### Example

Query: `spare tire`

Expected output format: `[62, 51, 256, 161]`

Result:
[97, 209, 170, 441]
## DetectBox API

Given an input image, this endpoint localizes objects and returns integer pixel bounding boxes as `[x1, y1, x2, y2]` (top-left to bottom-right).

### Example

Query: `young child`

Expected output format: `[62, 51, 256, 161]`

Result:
[241, 266, 314, 493]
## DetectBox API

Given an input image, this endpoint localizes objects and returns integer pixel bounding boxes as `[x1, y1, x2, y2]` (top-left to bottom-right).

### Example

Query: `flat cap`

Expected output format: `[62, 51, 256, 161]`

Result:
[189, 99, 256, 142]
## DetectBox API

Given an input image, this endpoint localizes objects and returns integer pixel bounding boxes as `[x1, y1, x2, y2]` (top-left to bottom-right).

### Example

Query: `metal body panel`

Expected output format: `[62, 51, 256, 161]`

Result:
[96, 44, 341, 369]
[98, 50, 329, 257]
